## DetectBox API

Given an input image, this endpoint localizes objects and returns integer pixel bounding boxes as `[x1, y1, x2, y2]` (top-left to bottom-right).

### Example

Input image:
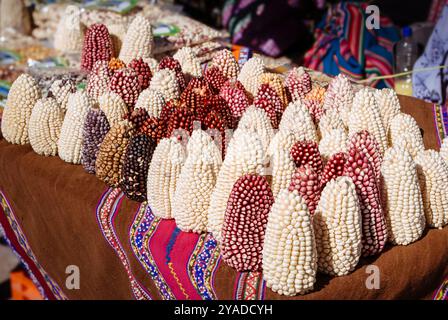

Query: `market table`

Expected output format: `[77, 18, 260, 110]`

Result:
[0, 95, 447, 300]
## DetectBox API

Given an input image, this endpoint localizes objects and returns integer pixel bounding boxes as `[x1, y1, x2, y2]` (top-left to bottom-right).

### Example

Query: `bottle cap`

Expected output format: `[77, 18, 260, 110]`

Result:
[402, 26, 412, 37]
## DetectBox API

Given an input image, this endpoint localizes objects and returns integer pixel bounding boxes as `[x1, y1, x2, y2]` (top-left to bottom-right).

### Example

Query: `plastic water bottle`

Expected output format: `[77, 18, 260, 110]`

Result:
[394, 26, 419, 96]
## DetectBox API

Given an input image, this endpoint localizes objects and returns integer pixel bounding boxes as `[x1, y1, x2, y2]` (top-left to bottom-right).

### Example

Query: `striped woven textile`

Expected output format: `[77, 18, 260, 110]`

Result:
[304, 2, 400, 89]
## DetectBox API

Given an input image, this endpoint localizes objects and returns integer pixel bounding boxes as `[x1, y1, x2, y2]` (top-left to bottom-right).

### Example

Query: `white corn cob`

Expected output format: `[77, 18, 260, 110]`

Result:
[49, 79, 76, 111]
[147, 137, 186, 219]
[349, 88, 388, 154]
[237, 57, 265, 96]
[389, 113, 423, 158]
[54, 5, 85, 53]
[322, 74, 354, 126]
[440, 137, 448, 165]
[268, 130, 299, 198]
[173, 130, 222, 233]
[173, 47, 202, 78]
[393, 132, 424, 159]
[210, 49, 239, 79]
[28, 97, 64, 156]
[149, 69, 180, 102]
[119, 15, 153, 64]
[237, 106, 274, 153]
[318, 109, 346, 139]
[279, 102, 318, 142]
[314, 176, 362, 276]
[207, 129, 266, 242]
[58, 91, 93, 164]
[143, 57, 159, 73]
[98, 90, 128, 126]
[381, 146, 425, 245]
[1, 74, 41, 145]
[414, 150, 448, 229]
[86, 60, 111, 101]
[135, 88, 165, 118]
[262, 189, 317, 296]
[318, 128, 348, 162]
[374, 88, 401, 131]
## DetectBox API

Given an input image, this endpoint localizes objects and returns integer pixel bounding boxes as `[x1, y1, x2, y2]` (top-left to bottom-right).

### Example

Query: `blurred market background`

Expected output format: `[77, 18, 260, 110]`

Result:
[0, 0, 447, 299]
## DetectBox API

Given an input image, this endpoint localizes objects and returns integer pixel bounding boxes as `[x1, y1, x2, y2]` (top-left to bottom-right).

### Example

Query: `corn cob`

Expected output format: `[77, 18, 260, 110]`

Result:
[343, 147, 387, 256]
[321, 152, 347, 188]
[414, 150, 448, 229]
[304, 84, 326, 105]
[204, 66, 228, 94]
[269, 130, 299, 198]
[134, 88, 165, 118]
[119, 15, 153, 64]
[318, 109, 346, 139]
[108, 57, 126, 71]
[348, 130, 383, 185]
[49, 79, 76, 111]
[81, 24, 114, 72]
[87, 60, 112, 101]
[314, 176, 362, 276]
[1, 74, 41, 145]
[28, 97, 64, 156]
[128, 58, 152, 90]
[58, 91, 93, 164]
[98, 90, 128, 126]
[237, 106, 274, 153]
[120, 134, 157, 202]
[158, 57, 186, 92]
[389, 113, 424, 158]
[284, 67, 312, 102]
[54, 5, 85, 53]
[318, 128, 348, 162]
[221, 174, 274, 271]
[279, 102, 318, 142]
[149, 69, 181, 102]
[173, 47, 203, 78]
[303, 99, 325, 125]
[322, 74, 354, 126]
[147, 137, 186, 219]
[349, 88, 388, 154]
[95, 120, 132, 187]
[290, 140, 323, 176]
[210, 49, 239, 80]
[237, 57, 265, 97]
[207, 129, 266, 242]
[289, 164, 321, 215]
[374, 88, 401, 131]
[173, 130, 222, 233]
[262, 189, 317, 296]
[258, 73, 288, 107]
[109, 67, 142, 108]
[81, 108, 110, 174]
[219, 79, 251, 121]
[382, 146, 425, 245]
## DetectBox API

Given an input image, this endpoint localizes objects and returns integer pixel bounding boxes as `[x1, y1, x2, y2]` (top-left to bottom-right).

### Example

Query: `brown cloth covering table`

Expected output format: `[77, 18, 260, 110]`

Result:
[0, 95, 447, 300]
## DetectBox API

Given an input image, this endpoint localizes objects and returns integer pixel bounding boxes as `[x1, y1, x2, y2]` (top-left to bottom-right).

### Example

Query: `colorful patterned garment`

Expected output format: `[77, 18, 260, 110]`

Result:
[412, 4, 448, 105]
[304, 2, 400, 89]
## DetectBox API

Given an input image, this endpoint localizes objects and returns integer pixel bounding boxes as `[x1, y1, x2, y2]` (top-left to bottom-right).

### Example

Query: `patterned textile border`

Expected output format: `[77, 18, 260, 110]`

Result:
[187, 232, 221, 300]
[433, 278, 448, 300]
[129, 203, 176, 300]
[432, 103, 448, 146]
[95, 187, 152, 300]
[234, 271, 266, 300]
[431, 102, 448, 300]
[0, 189, 66, 300]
